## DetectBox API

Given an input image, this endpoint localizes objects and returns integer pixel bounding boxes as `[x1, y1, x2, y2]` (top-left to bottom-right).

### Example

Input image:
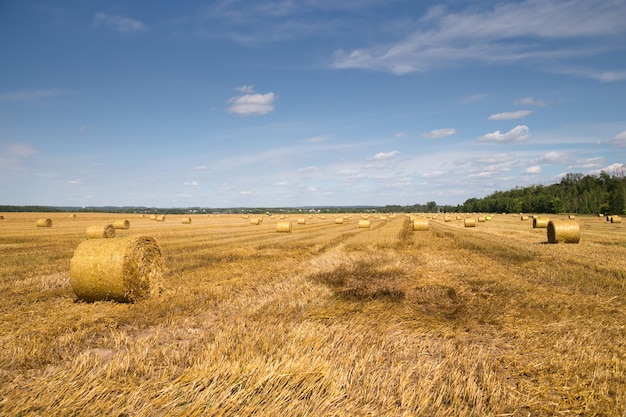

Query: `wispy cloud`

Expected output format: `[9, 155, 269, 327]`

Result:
[422, 128, 456, 139]
[523, 165, 541, 174]
[94, 12, 146, 33]
[478, 125, 530, 143]
[227, 86, 276, 116]
[488, 110, 533, 120]
[610, 130, 626, 147]
[373, 150, 399, 160]
[333, 1, 626, 75]
[515, 97, 546, 107]
[0, 88, 68, 102]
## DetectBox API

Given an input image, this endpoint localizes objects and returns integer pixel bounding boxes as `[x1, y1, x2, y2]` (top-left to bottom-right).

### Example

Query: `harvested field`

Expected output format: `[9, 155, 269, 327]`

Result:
[0, 212, 625, 416]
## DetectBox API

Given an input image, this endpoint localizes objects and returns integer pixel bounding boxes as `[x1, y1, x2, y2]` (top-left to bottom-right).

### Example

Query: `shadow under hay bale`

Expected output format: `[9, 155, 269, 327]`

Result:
[547, 219, 580, 244]
[86, 224, 116, 239]
[70, 236, 163, 302]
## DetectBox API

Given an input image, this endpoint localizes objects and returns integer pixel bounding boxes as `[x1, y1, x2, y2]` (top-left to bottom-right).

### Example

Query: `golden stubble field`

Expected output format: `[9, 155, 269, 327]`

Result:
[0, 212, 624, 416]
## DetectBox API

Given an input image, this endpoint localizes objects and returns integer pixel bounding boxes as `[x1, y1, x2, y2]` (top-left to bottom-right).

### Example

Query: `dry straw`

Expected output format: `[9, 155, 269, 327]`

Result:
[547, 219, 580, 244]
[113, 219, 130, 229]
[358, 219, 370, 229]
[478, 216, 486, 222]
[464, 218, 476, 227]
[520, 215, 529, 221]
[36, 218, 52, 227]
[181, 217, 192, 224]
[155, 215, 165, 222]
[533, 218, 549, 229]
[297, 218, 307, 225]
[69, 236, 163, 302]
[335, 217, 344, 224]
[413, 218, 429, 231]
[611, 216, 622, 224]
[250, 218, 260, 225]
[276, 222, 292, 233]
[86, 224, 116, 239]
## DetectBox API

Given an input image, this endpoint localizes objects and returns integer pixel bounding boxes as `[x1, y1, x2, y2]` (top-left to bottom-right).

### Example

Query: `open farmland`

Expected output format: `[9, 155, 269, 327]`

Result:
[0, 212, 625, 416]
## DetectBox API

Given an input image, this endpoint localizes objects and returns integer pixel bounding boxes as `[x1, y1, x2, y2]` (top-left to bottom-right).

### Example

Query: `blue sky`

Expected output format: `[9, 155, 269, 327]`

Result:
[2, 0, 626, 208]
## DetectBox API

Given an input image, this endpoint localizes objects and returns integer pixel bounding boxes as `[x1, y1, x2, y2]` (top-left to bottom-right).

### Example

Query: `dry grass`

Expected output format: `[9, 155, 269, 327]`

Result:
[0, 212, 625, 416]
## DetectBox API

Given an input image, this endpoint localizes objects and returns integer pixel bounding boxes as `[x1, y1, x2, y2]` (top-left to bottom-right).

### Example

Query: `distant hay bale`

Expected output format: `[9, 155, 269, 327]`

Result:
[464, 218, 476, 227]
[568, 215, 576, 220]
[0, 215, 4, 220]
[610, 216, 622, 224]
[412, 218, 429, 231]
[297, 218, 306, 225]
[250, 218, 260, 225]
[155, 215, 165, 222]
[485, 216, 492, 221]
[444, 215, 452, 222]
[547, 220, 580, 244]
[113, 219, 130, 229]
[478, 216, 486, 222]
[181, 217, 192, 224]
[520, 215, 529, 221]
[335, 217, 344, 224]
[69, 236, 163, 302]
[149, 215, 157, 220]
[36, 218, 52, 227]
[69, 214, 77, 219]
[86, 224, 116, 239]
[358, 220, 370, 229]
[598, 213, 603, 217]
[276, 222, 292, 233]
[456, 215, 463, 220]
[533, 218, 549, 228]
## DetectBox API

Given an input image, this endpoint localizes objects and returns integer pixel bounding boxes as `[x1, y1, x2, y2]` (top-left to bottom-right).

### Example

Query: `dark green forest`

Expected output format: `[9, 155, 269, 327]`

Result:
[459, 172, 626, 215]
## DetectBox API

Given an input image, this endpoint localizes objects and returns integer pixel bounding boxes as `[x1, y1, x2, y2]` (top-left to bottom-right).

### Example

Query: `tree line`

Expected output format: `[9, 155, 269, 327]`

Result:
[460, 172, 626, 215]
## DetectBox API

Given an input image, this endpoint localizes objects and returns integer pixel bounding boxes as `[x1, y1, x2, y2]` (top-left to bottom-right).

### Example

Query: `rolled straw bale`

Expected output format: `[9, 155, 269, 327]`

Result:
[69, 214, 77, 219]
[478, 216, 486, 222]
[276, 222, 292, 233]
[444, 215, 452, 222]
[155, 215, 165, 222]
[250, 218, 260, 225]
[456, 215, 463, 220]
[412, 218, 429, 231]
[113, 219, 130, 230]
[69, 236, 163, 302]
[181, 217, 192, 224]
[520, 215, 529, 221]
[149, 215, 157, 220]
[533, 218, 549, 228]
[611, 216, 622, 224]
[358, 219, 370, 229]
[485, 216, 492, 221]
[464, 218, 476, 227]
[297, 218, 306, 225]
[36, 218, 52, 227]
[568, 215, 576, 220]
[335, 217, 344, 224]
[0, 215, 4, 220]
[547, 220, 580, 244]
[86, 224, 116, 239]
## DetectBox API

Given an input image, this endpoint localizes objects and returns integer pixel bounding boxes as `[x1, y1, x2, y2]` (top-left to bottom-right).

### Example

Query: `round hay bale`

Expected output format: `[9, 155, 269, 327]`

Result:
[568, 215, 576, 220]
[335, 217, 344, 224]
[86, 224, 116, 239]
[297, 218, 306, 225]
[36, 218, 52, 227]
[181, 217, 192, 224]
[547, 220, 580, 244]
[149, 215, 157, 220]
[456, 215, 463, 220]
[533, 218, 549, 228]
[444, 215, 452, 222]
[478, 216, 486, 222]
[155, 215, 165, 222]
[69, 214, 77, 219]
[610, 216, 622, 224]
[413, 218, 429, 231]
[69, 236, 163, 302]
[520, 215, 529, 221]
[276, 222, 292, 233]
[464, 218, 476, 227]
[113, 219, 130, 229]
[358, 219, 370, 229]
[485, 216, 492, 221]
[250, 218, 260, 225]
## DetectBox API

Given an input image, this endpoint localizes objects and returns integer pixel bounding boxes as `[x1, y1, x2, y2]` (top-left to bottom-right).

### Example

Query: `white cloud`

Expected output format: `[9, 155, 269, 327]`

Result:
[93, 12, 146, 33]
[183, 181, 199, 187]
[0, 88, 67, 102]
[537, 151, 570, 164]
[422, 171, 447, 178]
[227, 86, 276, 116]
[394, 131, 405, 138]
[422, 128, 456, 139]
[194, 165, 208, 171]
[515, 97, 546, 107]
[568, 157, 604, 170]
[610, 130, 626, 147]
[478, 125, 530, 143]
[297, 166, 319, 173]
[591, 162, 626, 176]
[523, 166, 541, 174]
[332, 1, 626, 75]
[488, 110, 533, 120]
[373, 150, 399, 160]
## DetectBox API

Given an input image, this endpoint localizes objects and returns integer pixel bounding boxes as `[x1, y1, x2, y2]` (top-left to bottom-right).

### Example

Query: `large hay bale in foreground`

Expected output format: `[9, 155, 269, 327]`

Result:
[464, 218, 476, 227]
[70, 236, 163, 302]
[36, 218, 52, 227]
[276, 222, 292, 233]
[86, 224, 116, 239]
[358, 220, 370, 229]
[113, 219, 130, 229]
[533, 218, 549, 228]
[610, 216, 622, 224]
[547, 220, 580, 244]
[412, 218, 429, 231]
